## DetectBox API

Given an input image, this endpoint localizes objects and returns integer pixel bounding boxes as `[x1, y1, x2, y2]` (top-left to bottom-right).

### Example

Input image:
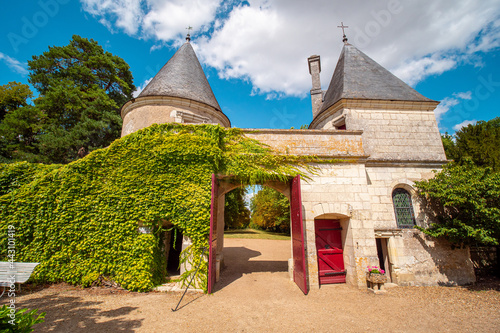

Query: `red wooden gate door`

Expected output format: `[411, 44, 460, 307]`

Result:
[208, 174, 218, 294]
[291, 175, 308, 294]
[315, 219, 346, 284]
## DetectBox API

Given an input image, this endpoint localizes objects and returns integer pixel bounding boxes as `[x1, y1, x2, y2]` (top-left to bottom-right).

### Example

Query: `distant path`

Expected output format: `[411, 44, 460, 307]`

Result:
[15, 238, 500, 332]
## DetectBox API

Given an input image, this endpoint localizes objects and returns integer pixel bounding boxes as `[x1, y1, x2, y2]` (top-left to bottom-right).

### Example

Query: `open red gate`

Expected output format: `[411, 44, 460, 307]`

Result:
[208, 174, 218, 294]
[291, 175, 308, 294]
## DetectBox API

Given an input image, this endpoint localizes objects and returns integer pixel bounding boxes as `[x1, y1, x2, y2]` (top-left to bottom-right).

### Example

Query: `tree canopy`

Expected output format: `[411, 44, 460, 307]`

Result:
[0, 82, 33, 122]
[0, 35, 135, 164]
[415, 161, 500, 246]
[250, 186, 290, 233]
[442, 117, 500, 171]
[224, 187, 251, 229]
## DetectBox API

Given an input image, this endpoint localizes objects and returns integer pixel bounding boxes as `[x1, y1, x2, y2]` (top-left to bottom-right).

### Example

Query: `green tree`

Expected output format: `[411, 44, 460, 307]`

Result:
[415, 161, 500, 246]
[441, 132, 457, 161]
[0, 105, 45, 162]
[0, 82, 39, 162]
[224, 187, 251, 229]
[442, 118, 500, 171]
[250, 186, 290, 233]
[0, 82, 33, 122]
[27, 35, 135, 163]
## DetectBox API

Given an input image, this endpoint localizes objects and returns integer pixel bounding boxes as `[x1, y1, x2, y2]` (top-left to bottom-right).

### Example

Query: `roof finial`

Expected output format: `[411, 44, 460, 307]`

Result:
[186, 26, 193, 42]
[337, 22, 349, 44]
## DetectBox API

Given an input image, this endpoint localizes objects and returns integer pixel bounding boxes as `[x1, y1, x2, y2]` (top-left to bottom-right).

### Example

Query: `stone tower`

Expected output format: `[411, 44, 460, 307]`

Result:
[308, 43, 445, 162]
[121, 37, 231, 137]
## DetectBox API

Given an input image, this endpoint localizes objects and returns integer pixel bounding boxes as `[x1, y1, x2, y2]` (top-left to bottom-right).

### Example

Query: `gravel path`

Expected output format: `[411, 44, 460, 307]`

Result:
[14, 238, 500, 332]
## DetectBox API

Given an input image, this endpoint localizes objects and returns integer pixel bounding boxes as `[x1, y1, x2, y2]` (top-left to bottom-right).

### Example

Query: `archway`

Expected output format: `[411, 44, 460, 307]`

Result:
[313, 213, 353, 286]
[208, 175, 308, 294]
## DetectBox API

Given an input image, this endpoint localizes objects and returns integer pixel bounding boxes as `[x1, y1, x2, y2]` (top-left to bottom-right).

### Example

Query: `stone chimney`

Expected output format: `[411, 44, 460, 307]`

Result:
[308, 55, 323, 118]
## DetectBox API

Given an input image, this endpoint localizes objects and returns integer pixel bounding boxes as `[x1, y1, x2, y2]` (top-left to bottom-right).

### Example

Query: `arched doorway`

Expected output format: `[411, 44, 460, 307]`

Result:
[313, 213, 352, 286]
[208, 174, 308, 294]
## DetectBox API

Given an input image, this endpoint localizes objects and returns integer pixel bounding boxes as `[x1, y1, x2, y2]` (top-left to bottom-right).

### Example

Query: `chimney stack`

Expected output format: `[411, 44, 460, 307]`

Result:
[308, 55, 323, 118]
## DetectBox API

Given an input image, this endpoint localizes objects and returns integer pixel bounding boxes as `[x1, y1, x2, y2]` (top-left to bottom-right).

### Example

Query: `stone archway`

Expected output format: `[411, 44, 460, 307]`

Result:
[208, 175, 308, 294]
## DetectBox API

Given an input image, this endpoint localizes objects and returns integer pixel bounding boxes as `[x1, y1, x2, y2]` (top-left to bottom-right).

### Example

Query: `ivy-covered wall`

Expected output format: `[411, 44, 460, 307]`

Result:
[0, 124, 314, 292]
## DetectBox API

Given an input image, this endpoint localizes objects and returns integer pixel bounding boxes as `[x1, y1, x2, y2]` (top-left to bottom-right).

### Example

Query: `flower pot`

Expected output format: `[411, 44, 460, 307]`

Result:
[366, 272, 387, 284]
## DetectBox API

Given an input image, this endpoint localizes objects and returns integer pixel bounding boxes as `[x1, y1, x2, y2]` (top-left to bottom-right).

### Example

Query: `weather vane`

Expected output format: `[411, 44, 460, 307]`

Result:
[337, 22, 349, 44]
[186, 26, 193, 41]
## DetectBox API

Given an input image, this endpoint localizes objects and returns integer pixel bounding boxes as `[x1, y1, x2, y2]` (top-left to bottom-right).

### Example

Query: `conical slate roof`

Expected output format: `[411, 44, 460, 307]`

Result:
[319, 43, 433, 114]
[138, 41, 222, 111]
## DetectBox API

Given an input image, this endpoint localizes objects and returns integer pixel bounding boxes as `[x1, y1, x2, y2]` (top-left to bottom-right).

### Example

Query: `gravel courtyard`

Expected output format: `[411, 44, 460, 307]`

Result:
[16, 238, 500, 332]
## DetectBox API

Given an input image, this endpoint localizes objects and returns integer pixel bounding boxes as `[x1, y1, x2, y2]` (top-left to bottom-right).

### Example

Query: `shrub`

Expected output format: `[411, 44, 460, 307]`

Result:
[0, 305, 45, 333]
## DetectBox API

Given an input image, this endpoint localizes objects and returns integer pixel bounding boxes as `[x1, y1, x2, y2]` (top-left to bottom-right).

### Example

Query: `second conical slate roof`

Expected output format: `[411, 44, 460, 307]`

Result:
[139, 42, 222, 111]
[319, 43, 433, 114]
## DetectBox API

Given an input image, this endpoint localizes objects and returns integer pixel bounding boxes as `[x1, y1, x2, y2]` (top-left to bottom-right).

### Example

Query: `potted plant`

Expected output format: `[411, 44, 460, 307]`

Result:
[366, 265, 387, 284]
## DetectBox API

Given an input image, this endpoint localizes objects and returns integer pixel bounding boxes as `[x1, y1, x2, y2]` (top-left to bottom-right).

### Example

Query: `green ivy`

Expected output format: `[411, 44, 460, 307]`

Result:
[0, 123, 321, 292]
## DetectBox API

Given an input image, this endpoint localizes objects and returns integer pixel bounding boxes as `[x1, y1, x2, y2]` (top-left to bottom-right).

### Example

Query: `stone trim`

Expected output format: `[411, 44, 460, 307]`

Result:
[170, 110, 211, 124]
[374, 229, 404, 238]
[242, 128, 363, 135]
[365, 159, 448, 168]
[330, 114, 346, 129]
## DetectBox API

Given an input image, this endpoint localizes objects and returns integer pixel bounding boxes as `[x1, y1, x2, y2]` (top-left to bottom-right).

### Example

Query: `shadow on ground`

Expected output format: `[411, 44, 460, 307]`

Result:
[214, 246, 288, 292]
[18, 294, 142, 332]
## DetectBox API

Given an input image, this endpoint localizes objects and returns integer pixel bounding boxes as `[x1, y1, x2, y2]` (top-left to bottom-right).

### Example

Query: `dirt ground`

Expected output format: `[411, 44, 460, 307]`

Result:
[11, 238, 500, 332]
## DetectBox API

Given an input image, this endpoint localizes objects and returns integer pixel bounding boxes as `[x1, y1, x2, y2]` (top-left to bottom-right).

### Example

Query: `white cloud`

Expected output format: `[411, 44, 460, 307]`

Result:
[80, 0, 144, 35]
[434, 91, 474, 122]
[141, 0, 221, 41]
[453, 119, 477, 131]
[434, 97, 460, 121]
[453, 91, 472, 100]
[132, 77, 153, 97]
[0, 52, 28, 75]
[80, 0, 222, 39]
[392, 56, 457, 86]
[81, 0, 500, 98]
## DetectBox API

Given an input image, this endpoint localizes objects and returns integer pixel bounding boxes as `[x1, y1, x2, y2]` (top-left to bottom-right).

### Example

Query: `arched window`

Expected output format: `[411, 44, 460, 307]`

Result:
[392, 188, 416, 228]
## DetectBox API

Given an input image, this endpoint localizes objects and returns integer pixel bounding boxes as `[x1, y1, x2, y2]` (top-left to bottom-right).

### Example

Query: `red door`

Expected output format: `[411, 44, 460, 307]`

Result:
[315, 220, 346, 284]
[291, 175, 308, 294]
[208, 174, 218, 294]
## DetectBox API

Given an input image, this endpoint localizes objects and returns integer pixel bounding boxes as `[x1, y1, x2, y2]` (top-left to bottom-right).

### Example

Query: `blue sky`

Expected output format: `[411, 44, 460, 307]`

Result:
[1, 0, 499, 133]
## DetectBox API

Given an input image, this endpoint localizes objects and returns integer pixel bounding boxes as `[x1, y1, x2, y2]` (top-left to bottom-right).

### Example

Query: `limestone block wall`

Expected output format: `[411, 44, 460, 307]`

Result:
[365, 165, 439, 230]
[346, 107, 446, 161]
[121, 96, 230, 137]
[244, 129, 366, 157]
[300, 163, 379, 289]
[296, 161, 475, 289]
[387, 230, 475, 286]
[366, 164, 475, 286]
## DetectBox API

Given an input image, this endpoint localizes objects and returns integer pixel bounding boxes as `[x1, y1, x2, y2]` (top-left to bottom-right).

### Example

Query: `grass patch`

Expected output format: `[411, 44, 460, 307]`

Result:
[224, 229, 291, 240]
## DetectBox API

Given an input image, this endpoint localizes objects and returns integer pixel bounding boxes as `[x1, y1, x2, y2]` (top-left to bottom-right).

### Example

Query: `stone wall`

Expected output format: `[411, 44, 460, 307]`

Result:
[240, 129, 475, 289]
[308, 99, 447, 162]
[387, 230, 476, 286]
[244, 129, 366, 158]
[365, 164, 440, 230]
[346, 107, 446, 161]
[299, 163, 379, 289]
[121, 96, 230, 137]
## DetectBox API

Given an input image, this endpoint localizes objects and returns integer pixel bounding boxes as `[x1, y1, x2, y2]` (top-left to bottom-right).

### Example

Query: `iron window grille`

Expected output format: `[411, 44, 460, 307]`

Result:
[392, 188, 416, 228]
